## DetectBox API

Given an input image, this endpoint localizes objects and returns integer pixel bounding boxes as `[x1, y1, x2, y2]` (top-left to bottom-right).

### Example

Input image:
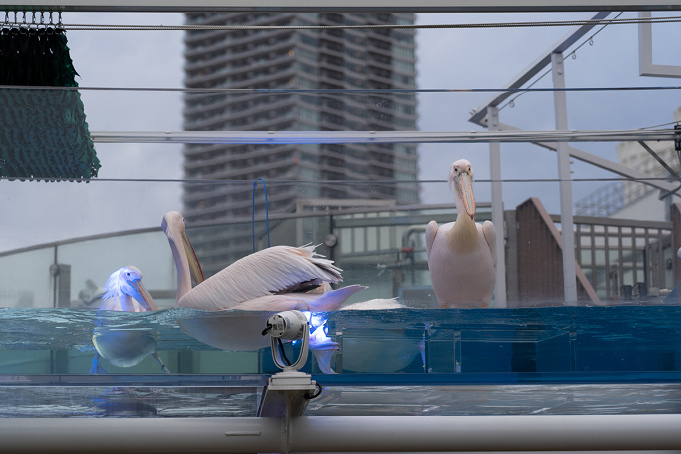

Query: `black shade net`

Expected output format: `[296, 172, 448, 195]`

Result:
[0, 21, 100, 181]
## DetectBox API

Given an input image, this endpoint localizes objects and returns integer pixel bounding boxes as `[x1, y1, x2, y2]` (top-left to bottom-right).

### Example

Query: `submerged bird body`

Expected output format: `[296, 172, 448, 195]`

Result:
[162, 211, 364, 312]
[426, 159, 496, 308]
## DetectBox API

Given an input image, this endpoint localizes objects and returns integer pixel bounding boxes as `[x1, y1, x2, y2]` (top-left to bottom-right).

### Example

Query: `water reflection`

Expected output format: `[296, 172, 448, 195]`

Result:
[0, 306, 680, 376]
[93, 387, 158, 417]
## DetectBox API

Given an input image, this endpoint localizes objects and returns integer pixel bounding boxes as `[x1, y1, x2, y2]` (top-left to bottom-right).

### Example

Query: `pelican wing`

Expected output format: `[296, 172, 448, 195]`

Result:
[178, 245, 344, 310]
[481, 220, 497, 269]
[233, 284, 366, 312]
[425, 220, 439, 260]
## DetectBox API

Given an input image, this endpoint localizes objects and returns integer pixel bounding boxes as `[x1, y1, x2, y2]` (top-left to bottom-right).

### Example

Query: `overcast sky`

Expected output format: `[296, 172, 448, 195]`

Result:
[1, 11, 680, 252]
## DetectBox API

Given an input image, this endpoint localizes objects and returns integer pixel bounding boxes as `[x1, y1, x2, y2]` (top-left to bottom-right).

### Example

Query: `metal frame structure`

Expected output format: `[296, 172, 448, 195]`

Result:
[88, 128, 680, 144]
[2, 0, 681, 12]
[469, 11, 681, 305]
[639, 11, 681, 78]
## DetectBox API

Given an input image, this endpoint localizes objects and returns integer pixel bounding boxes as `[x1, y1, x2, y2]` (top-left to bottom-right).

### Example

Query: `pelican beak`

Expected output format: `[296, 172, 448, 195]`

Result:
[181, 231, 205, 285]
[130, 279, 159, 312]
[456, 171, 476, 219]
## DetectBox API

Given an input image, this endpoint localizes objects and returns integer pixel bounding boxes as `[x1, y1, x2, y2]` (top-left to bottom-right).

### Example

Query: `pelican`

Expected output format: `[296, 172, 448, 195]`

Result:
[162, 211, 365, 312]
[90, 266, 169, 374]
[426, 159, 496, 308]
[98, 266, 158, 312]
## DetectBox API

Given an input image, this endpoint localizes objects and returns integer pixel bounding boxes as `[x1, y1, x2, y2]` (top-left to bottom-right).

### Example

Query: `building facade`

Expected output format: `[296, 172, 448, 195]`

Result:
[182, 12, 419, 269]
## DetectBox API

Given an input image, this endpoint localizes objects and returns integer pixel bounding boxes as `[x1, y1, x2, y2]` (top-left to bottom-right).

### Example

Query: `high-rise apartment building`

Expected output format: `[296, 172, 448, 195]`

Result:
[182, 12, 419, 268]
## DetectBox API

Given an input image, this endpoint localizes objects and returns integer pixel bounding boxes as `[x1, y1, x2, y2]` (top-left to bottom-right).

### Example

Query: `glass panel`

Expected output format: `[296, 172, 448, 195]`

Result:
[58, 232, 177, 309]
[0, 247, 55, 308]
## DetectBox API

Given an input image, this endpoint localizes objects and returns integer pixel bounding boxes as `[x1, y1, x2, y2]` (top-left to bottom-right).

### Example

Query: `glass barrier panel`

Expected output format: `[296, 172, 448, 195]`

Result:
[57, 232, 177, 309]
[0, 247, 55, 308]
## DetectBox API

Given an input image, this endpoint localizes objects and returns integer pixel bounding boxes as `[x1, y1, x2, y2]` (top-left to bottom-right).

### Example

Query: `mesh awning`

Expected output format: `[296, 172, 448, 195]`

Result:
[0, 25, 100, 181]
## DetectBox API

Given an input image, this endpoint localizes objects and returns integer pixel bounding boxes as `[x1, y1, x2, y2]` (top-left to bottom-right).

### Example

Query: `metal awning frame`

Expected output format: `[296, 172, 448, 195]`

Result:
[1, 0, 681, 13]
[469, 11, 681, 306]
[88, 128, 680, 144]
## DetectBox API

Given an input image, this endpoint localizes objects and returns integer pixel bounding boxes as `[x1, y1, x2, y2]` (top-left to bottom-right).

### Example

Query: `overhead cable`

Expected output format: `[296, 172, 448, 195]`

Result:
[2, 176, 679, 185]
[3, 84, 681, 94]
[52, 14, 681, 31]
[499, 12, 623, 111]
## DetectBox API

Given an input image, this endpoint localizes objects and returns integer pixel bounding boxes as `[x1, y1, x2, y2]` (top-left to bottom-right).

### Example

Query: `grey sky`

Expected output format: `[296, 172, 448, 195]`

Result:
[1, 11, 680, 252]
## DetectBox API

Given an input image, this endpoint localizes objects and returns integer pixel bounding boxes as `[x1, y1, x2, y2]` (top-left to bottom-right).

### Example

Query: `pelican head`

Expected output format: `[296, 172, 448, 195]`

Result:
[101, 266, 158, 311]
[448, 159, 476, 219]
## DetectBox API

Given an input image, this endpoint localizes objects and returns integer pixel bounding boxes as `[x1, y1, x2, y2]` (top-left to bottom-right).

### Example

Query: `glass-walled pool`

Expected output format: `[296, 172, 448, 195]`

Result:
[2, 10, 681, 427]
[1, 201, 680, 380]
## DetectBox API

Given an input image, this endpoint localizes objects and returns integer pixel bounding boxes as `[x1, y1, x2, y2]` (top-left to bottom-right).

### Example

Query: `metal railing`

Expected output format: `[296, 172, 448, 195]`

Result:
[0, 201, 677, 309]
[566, 215, 673, 301]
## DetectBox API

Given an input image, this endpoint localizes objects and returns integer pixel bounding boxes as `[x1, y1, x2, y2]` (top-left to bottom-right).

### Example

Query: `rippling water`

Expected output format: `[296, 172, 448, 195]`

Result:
[3, 380, 681, 418]
[0, 307, 212, 352]
[0, 305, 680, 374]
[1, 305, 681, 418]
[0, 384, 259, 417]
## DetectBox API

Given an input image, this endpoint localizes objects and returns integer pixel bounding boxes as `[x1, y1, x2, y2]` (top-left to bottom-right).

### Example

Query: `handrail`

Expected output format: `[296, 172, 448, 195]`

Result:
[0, 203, 482, 257]
[2, 414, 681, 453]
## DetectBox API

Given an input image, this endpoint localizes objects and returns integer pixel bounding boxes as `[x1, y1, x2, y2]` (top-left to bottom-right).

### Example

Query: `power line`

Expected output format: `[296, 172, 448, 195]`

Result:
[2, 84, 681, 94]
[51, 14, 681, 31]
[499, 12, 623, 112]
[2, 176, 679, 184]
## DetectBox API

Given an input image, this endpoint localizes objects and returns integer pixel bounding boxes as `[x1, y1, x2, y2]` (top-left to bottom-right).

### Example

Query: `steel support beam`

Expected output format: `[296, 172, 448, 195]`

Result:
[1, 0, 680, 13]
[468, 12, 611, 127]
[638, 11, 681, 78]
[495, 121, 680, 196]
[487, 106, 507, 307]
[551, 52, 578, 304]
[88, 129, 678, 144]
[2, 414, 681, 453]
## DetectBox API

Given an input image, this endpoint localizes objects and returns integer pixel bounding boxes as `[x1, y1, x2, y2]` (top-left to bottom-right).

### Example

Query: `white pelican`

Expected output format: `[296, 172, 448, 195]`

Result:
[98, 266, 158, 312]
[426, 159, 496, 308]
[162, 211, 365, 312]
[91, 266, 169, 374]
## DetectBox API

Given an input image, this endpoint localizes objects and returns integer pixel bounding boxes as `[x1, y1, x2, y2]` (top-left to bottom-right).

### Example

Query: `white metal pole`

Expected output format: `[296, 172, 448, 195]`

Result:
[551, 52, 578, 305]
[2, 415, 681, 453]
[488, 106, 507, 307]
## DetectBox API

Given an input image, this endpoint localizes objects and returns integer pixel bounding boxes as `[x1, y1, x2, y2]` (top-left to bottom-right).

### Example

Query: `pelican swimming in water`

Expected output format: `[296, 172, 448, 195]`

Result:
[426, 159, 496, 308]
[98, 266, 158, 312]
[162, 211, 365, 312]
[162, 213, 363, 373]
[90, 266, 169, 374]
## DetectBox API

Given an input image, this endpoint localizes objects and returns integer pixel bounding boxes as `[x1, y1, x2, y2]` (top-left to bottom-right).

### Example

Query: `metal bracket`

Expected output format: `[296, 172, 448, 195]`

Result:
[257, 370, 318, 454]
[257, 370, 317, 418]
